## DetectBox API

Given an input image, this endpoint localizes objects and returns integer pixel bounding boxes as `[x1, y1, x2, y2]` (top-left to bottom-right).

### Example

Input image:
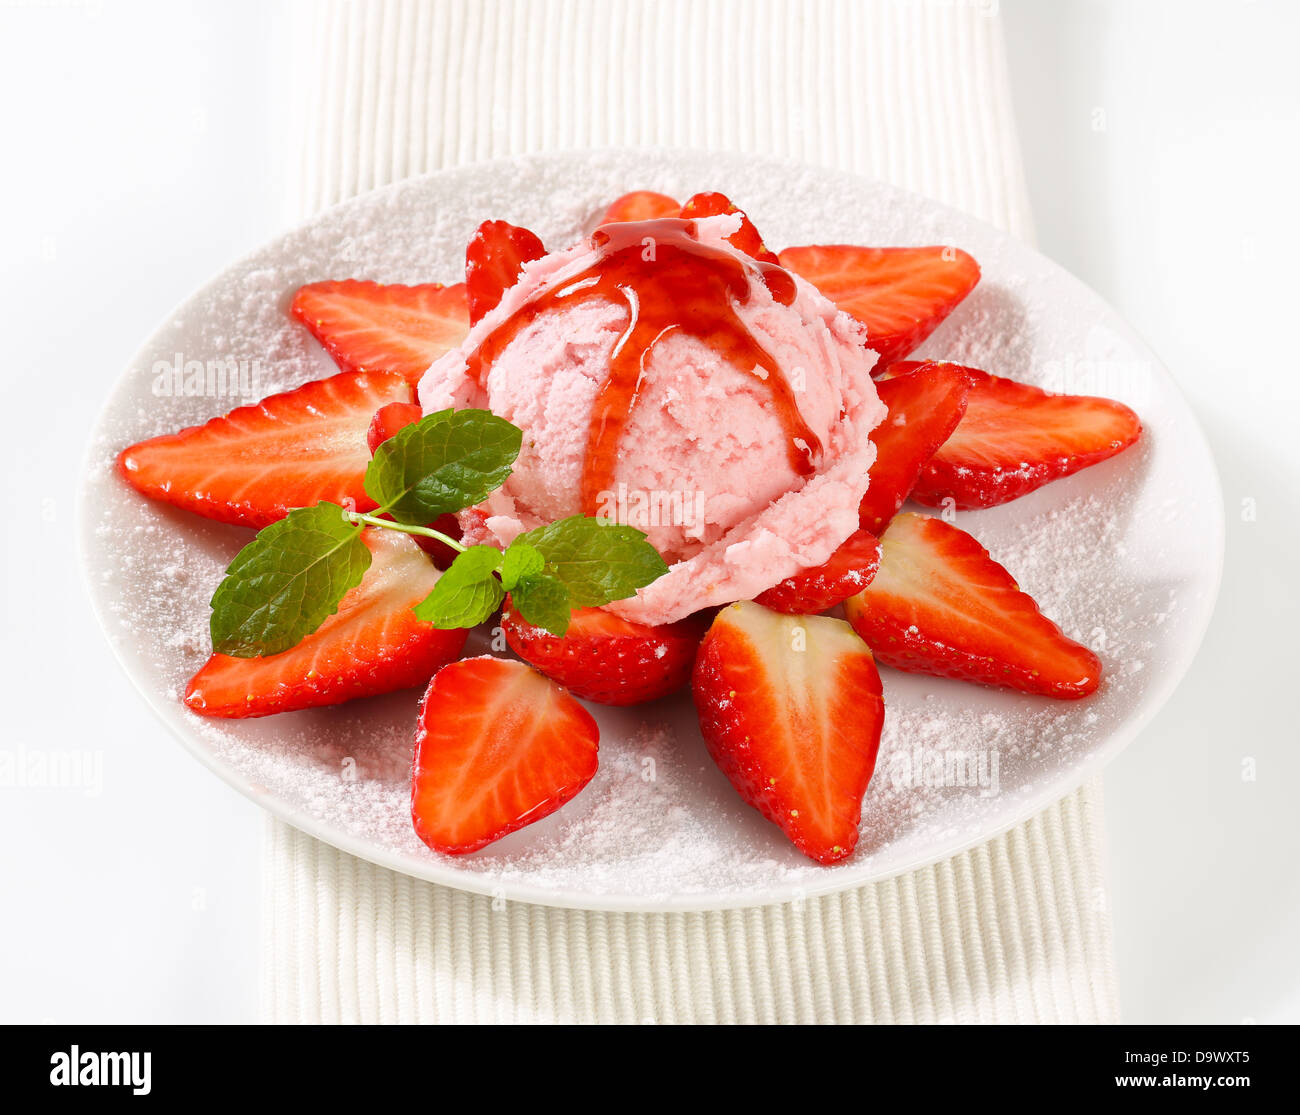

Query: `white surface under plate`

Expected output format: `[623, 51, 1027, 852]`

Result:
[79, 150, 1223, 911]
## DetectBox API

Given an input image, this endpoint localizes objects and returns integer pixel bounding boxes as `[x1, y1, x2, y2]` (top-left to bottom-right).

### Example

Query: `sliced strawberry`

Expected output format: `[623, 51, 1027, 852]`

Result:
[184, 530, 468, 718]
[465, 220, 547, 325]
[411, 657, 599, 854]
[680, 191, 780, 264]
[905, 364, 1143, 509]
[291, 280, 470, 387]
[693, 602, 883, 864]
[858, 361, 971, 533]
[366, 400, 424, 455]
[502, 603, 703, 706]
[754, 529, 882, 614]
[844, 513, 1102, 699]
[873, 359, 928, 380]
[117, 370, 412, 528]
[777, 245, 980, 366]
[598, 190, 680, 224]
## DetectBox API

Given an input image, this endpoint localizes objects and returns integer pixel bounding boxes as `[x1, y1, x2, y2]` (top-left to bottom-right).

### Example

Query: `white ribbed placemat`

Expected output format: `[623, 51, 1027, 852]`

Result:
[262, 0, 1120, 1024]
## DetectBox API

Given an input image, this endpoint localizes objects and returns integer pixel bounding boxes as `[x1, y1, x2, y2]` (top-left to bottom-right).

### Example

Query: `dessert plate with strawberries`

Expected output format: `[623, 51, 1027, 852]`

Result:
[81, 150, 1222, 910]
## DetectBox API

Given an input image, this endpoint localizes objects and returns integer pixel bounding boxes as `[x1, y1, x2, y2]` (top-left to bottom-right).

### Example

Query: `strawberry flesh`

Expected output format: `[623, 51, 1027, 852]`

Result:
[858, 361, 970, 533]
[184, 530, 468, 718]
[844, 513, 1102, 699]
[411, 657, 599, 854]
[502, 603, 703, 706]
[291, 280, 470, 387]
[599, 190, 681, 224]
[693, 602, 884, 863]
[680, 191, 780, 263]
[465, 220, 547, 325]
[754, 529, 882, 614]
[905, 363, 1143, 509]
[777, 244, 980, 366]
[366, 400, 424, 455]
[117, 370, 413, 528]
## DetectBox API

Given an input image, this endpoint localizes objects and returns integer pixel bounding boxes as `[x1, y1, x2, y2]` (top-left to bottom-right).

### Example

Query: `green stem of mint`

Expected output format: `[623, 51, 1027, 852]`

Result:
[345, 510, 467, 553]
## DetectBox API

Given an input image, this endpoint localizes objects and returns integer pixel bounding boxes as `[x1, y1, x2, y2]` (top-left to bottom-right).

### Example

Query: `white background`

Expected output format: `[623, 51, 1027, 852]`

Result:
[1, 0, 1297, 1023]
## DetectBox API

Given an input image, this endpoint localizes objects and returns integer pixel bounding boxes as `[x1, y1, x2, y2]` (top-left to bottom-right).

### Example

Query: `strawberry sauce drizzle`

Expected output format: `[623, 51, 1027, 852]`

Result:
[464, 218, 821, 515]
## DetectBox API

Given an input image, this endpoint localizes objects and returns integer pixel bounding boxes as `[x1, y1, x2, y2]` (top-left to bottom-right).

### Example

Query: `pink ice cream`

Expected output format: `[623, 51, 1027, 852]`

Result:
[418, 214, 884, 626]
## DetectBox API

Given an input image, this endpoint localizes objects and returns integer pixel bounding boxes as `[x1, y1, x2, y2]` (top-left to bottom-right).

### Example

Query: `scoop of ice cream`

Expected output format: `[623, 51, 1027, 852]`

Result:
[419, 214, 884, 626]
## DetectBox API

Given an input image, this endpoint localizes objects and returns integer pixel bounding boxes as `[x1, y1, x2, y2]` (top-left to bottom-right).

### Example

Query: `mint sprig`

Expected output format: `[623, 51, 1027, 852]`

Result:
[205, 409, 667, 655]
[515, 516, 669, 609]
[365, 407, 521, 524]
[499, 540, 544, 590]
[411, 545, 505, 628]
[418, 517, 669, 637]
[209, 503, 371, 657]
[509, 573, 572, 634]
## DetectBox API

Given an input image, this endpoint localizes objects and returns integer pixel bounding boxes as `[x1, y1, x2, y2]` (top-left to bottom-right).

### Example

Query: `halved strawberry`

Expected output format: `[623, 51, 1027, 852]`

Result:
[465, 220, 547, 325]
[905, 364, 1143, 509]
[366, 400, 424, 455]
[411, 657, 599, 854]
[858, 361, 970, 533]
[693, 602, 884, 864]
[777, 245, 980, 366]
[117, 370, 412, 528]
[290, 280, 470, 387]
[680, 191, 780, 264]
[754, 529, 882, 614]
[184, 530, 468, 718]
[502, 603, 703, 705]
[599, 190, 680, 224]
[844, 513, 1102, 699]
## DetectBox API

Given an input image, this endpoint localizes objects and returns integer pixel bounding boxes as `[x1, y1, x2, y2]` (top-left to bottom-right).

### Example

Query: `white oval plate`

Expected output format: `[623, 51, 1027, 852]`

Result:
[80, 150, 1222, 911]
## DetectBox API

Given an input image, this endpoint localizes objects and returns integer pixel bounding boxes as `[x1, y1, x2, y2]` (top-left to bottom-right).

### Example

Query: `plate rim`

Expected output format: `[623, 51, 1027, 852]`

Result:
[78, 147, 1226, 912]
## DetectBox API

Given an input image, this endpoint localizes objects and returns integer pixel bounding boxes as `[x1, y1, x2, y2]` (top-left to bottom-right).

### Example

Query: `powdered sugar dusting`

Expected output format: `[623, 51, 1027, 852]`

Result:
[81, 151, 1221, 909]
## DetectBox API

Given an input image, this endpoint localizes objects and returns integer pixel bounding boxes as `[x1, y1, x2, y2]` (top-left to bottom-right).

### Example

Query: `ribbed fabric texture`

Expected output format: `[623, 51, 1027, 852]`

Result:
[294, 0, 1033, 238]
[264, 0, 1118, 1024]
[265, 789, 1118, 1023]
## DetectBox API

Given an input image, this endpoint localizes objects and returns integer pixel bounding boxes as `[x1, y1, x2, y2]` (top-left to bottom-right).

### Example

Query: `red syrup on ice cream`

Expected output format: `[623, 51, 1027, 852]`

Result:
[464, 218, 822, 517]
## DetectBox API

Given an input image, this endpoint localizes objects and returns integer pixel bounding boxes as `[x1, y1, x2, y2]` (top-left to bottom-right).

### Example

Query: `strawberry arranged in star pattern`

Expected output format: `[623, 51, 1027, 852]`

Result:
[858, 360, 971, 533]
[754, 529, 882, 615]
[844, 512, 1102, 699]
[185, 530, 468, 718]
[680, 190, 780, 264]
[465, 219, 547, 325]
[693, 602, 884, 864]
[411, 657, 599, 855]
[599, 190, 680, 224]
[117, 370, 412, 528]
[881, 361, 1144, 509]
[778, 244, 980, 365]
[291, 280, 470, 386]
[502, 602, 703, 705]
[116, 187, 1139, 864]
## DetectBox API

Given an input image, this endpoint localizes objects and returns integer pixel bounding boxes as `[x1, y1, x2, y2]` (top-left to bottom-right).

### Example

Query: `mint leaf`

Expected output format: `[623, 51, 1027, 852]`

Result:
[209, 503, 370, 658]
[518, 515, 668, 608]
[365, 408, 522, 525]
[499, 540, 544, 591]
[412, 545, 505, 629]
[510, 574, 574, 636]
